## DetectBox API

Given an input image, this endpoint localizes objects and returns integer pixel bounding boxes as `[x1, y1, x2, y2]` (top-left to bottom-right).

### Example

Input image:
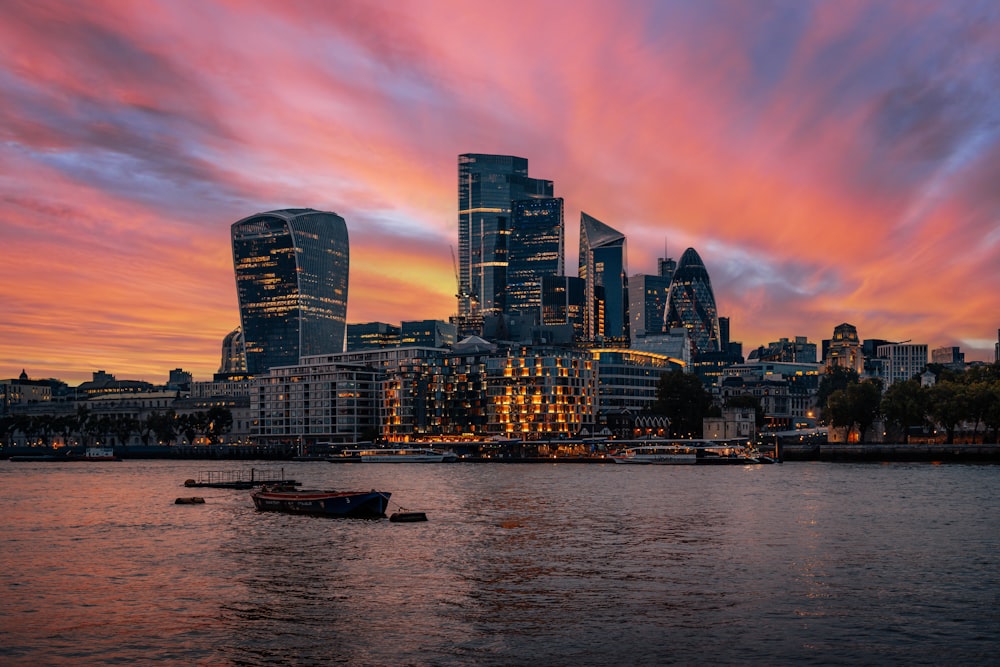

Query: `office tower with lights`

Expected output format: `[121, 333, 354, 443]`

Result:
[457, 154, 553, 319]
[506, 197, 565, 317]
[664, 248, 721, 357]
[232, 208, 349, 376]
[629, 273, 670, 338]
[579, 212, 628, 344]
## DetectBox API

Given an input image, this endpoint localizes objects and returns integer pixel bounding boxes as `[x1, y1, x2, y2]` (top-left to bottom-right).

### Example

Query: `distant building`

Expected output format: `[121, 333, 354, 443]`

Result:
[167, 368, 193, 391]
[0, 370, 51, 417]
[401, 320, 457, 348]
[218, 327, 247, 375]
[347, 322, 401, 351]
[664, 248, 721, 358]
[748, 337, 817, 364]
[579, 212, 628, 345]
[658, 255, 677, 283]
[931, 346, 965, 369]
[995, 329, 999, 363]
[591, 349, 683, 416]
[825, 323, 863, 374]
[541, 275, 586, 340]
[76, 370, 154, 397]
[628, 273, 670, 338]
[876, 343, 929, 385]
[232, 208, 349, 375]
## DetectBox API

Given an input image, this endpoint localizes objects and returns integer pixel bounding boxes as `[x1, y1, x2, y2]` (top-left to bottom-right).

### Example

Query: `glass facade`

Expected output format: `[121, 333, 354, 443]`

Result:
[457, 154, 552, 318]
[506, 197, 565, 317]
[579, 212, 628, 344]
[541, 275, 586, 340]
[664, 247, 720, 357]
[232, 209, 349, 375]
[629, 274, 671, 338]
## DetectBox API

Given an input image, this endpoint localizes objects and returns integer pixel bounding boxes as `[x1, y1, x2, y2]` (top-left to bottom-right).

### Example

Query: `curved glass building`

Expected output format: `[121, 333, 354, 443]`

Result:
[232, 209, 349, 375]
[664, 248, 720, 357]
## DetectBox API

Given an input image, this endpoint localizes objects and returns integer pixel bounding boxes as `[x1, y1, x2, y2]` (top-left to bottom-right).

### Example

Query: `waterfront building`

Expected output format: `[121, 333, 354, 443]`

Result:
[591, 349, 683, 416]
[457, 154, 552, 319]
[628, 273, 670, 338]
[876, 342, 929, 385]
[231, 208, 349, 376]
[218, 327, 247, 375]
[347, 322, 401, 351]
[630, 328, 692, 368]
[703, 407, 756, 440]
[486, 346, 596, 440]
[825, 323, 864, 374]
[251, 360, 380, 446]
[579, 212, 628, 345]
[506, 197, 564, 317]
[0, 370, 51, 417]
[664, 248, 720, 358]
[401, 320, 457, 348]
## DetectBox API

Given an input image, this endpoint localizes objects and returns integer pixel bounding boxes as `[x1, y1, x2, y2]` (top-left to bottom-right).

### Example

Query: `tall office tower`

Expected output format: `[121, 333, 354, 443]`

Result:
[232, 208, 349, 376]
[506, 197, 565, 317]
[664, 247, 721, 357]
[995, 329, 999, 363]
[541, 275, 586, 339]
[579, 212, 628, 344]
[218, 327, 247, 374]
[457, 154, 553, 319]
[629, 273, 670, 338]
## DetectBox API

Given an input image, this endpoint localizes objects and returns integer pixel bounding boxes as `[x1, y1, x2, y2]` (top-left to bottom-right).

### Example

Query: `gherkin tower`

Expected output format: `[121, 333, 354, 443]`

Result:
[664, 248, 720, 357]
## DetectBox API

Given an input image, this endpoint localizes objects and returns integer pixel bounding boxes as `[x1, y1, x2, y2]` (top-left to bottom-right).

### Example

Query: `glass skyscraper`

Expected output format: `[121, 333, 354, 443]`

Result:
[231, 208, 349, 375]
[457, 154, 552, 319]
[664, 247, 720, 357]
[506, 197, 564, 317]
[579, 212, 628, 344]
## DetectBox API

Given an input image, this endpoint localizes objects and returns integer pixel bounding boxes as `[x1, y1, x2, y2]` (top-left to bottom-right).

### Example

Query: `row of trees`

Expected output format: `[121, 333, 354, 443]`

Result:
[0, 406, 234, 449]
[823, 363, 1000, 444]
[651, 361, 1000, 444]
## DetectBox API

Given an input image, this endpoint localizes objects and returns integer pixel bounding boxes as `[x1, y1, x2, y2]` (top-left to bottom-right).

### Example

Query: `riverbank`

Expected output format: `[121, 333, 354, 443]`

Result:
[780, 443, 1000, 463]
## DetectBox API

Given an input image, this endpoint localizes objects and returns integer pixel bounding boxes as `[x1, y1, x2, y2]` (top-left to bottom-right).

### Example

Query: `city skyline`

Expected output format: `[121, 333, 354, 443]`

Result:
[3, 1, 1000, 384]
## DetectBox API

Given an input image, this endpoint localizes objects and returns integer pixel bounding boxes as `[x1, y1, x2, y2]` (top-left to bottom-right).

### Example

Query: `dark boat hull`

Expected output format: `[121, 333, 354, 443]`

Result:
[251, 489, 390, 518]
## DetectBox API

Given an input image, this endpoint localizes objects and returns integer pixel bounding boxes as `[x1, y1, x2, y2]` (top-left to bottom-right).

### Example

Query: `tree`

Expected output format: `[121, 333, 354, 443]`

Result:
[881, 379, 929, 443]
[817, 365, 860, 412]
[827, 380, 882, 443]
[653, 370, 714, 438]
[205, 406, 233, 445]
[928, 381, 967, 444]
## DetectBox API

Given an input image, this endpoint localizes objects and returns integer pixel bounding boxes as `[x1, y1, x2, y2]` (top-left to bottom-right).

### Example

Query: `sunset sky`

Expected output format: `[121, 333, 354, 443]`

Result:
[2, 0, 999, 385]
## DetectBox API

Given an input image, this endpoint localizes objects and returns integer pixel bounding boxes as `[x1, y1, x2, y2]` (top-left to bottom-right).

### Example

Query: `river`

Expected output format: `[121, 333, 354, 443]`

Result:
[1, 459, 998, 666]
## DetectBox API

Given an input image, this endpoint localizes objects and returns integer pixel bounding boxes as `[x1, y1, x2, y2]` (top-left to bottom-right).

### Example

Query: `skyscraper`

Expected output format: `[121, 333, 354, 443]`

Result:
[664, 247, 720, 357]
[232, 208, 349, 375]
[629, 273, 670, 338]
[457, 154, 552, 319]
[579, 212, 628, 344]
[506, 197, 564, 317]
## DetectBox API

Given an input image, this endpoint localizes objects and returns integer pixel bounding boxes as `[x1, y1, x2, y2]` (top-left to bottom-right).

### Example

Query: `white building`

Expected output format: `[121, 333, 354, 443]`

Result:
[875, 343, 928, 385]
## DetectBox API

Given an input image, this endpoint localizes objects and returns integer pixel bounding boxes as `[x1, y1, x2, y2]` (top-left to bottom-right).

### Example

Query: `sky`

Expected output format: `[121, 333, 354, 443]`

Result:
[2, 0, 999, 385]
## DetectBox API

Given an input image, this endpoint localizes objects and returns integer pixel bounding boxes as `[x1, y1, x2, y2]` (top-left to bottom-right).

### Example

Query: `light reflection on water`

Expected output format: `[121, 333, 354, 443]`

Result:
[1, 460, 999, 665]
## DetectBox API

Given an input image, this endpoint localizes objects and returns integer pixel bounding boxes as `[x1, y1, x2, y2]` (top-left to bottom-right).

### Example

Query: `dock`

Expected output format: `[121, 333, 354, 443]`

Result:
[183, 467, 300, 489]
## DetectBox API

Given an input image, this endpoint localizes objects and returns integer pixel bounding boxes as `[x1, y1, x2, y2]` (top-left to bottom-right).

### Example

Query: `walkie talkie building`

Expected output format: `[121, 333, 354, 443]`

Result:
[232, 209, 349, 375]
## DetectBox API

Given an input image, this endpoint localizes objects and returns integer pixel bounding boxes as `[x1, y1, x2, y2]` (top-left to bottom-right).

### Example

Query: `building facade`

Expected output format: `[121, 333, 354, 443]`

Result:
[347, 322, 402, 351]
[231, 208, 349, 375]
[825, 323, 864, 374]
[628, 273, 671, 338]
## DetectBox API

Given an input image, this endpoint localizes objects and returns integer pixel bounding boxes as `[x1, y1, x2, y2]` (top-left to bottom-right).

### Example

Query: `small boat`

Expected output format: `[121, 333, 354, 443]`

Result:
[695, 442, 760, 465]
[175, 496, 206, 504]
[610, 444, 698, 465]
[251, 486, 391, 518]
[329, 447, 458, 463]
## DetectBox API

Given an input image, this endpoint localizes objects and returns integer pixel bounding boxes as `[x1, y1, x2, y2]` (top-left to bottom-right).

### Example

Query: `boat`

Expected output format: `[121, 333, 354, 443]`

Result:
[610, 443, 698, 465]
[329, 447, 458, 463]
[695, 441, 761, 465]
[251, 486, 391, 518]
[9, 447, 120, 462]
